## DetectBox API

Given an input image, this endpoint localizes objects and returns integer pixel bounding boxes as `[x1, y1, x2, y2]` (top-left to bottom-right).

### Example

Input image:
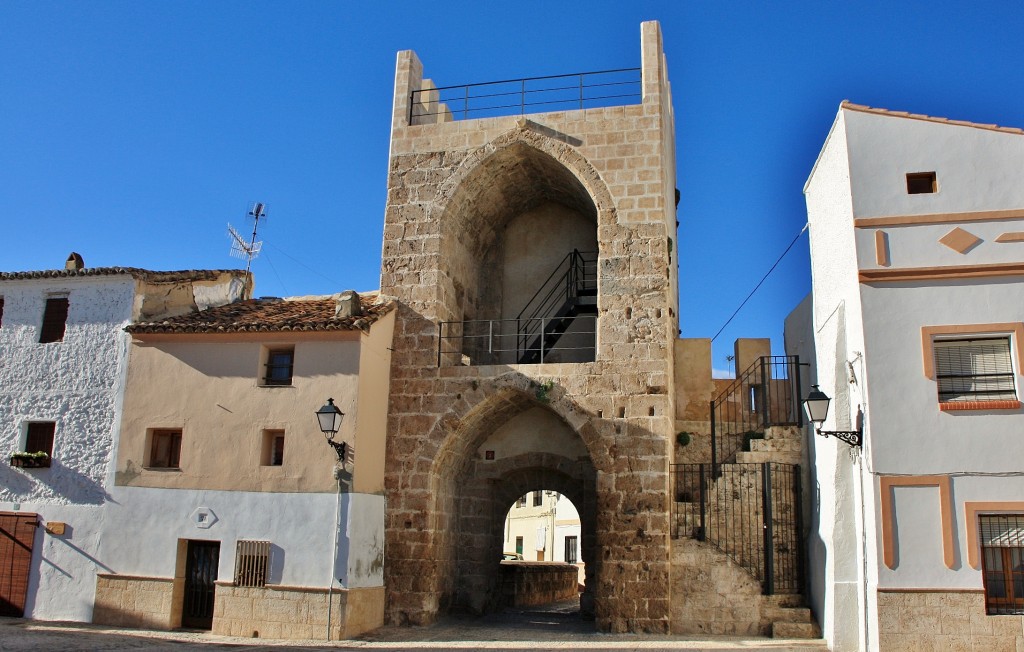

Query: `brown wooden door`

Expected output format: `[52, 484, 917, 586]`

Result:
[182, 540, 219, 629]
[0, 512, 38, 617]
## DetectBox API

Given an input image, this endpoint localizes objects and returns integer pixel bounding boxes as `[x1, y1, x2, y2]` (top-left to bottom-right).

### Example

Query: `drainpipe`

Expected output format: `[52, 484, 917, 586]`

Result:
[327, 471, 344, 641]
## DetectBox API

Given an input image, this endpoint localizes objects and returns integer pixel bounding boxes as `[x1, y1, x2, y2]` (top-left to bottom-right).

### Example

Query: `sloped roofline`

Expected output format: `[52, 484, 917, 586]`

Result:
[0, 267, 251, 283]
[841, 100, 1024, 136]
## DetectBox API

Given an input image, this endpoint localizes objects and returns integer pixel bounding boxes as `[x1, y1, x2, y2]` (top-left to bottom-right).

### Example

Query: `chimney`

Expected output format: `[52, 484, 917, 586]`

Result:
[65, 252, 84, 271]
[335, 291, 363, 319]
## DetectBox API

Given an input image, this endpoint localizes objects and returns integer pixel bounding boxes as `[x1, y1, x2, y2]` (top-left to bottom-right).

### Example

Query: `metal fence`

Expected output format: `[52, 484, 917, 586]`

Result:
[671, 462, 803, 595]
[410, 68, 642, 125]
[710, 356, 803, 468]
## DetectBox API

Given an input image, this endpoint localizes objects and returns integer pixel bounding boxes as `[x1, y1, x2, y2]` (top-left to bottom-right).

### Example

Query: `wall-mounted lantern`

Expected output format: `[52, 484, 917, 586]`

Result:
[315, 398, 348, 462]
[802, 385, 862, 448]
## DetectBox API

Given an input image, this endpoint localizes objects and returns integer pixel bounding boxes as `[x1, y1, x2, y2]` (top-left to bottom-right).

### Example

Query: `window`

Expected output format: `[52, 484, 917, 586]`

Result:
[149, 429, 182, 468]
[234, 540, 271, 588]
[934, 338, 1016, 404]
[515, 536, 524, 556]
[25, 422, 55, 458]
[980, 515, 1024, 615]
[517, 495, 527, 507]
[263, 348, 294, 386]
[261, 430, 285, 466]
[39, 297, 69, 343]
[533, 491, 543, 507]
[907, 171, 937, 194]
[565, 536, 578, 564]
[0, 297, 4, 328]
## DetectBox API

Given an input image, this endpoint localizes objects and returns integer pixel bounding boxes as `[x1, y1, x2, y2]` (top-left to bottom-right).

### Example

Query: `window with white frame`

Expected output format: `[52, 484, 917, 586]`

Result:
[234, 540, 271, 588]
[980, 515, 1024, 615]
[934, 337, 1016, 403]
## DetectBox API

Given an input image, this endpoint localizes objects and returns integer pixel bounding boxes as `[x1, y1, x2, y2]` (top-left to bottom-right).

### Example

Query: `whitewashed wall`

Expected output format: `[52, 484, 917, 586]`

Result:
[0, 275, 135, 621]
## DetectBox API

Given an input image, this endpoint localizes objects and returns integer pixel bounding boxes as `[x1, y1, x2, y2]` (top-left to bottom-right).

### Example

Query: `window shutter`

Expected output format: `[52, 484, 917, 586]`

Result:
[25, 422, 55, 456]
[934, 338, 1016, 402]
[39, 298, 69, 343]
[981, 515, 1024, 547]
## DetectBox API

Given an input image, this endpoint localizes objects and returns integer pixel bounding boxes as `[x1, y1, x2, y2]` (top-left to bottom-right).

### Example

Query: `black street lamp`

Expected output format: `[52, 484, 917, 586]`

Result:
[801, 385, 862, 448]
[315, 398, 348, 462]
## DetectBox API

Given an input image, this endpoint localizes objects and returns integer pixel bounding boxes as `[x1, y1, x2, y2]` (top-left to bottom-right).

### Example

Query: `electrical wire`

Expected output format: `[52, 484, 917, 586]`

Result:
[260, 251, 289, 297]
[267, 242, 342, 286]
[711, 222, 809, 343]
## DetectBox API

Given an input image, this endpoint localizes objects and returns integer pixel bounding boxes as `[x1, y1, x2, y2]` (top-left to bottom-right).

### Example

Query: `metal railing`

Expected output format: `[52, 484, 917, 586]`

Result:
[672, 462, 803, 595]
[710, 356, 803, 469]
[437, 315, 597, 367]
[516, 250, 597, 364]
[410, 68, 641, 125]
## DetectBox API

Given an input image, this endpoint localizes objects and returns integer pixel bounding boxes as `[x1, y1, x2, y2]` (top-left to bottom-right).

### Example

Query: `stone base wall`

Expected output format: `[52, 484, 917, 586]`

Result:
[93, 574, 176, 630]
[213, 583, 384, 640]
[499, 562, 578, 608]
[670, 538, 764, 636]
[878, 589, 1024, 651]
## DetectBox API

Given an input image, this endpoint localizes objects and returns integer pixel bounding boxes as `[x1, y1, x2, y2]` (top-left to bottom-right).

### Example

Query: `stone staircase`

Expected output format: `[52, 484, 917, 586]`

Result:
[735, 425, 804, 465]
[670, 537, 821, 638]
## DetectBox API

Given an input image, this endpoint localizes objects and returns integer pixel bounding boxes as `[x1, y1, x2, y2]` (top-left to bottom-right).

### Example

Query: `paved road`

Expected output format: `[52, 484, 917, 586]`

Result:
[0, 606, 828, 651]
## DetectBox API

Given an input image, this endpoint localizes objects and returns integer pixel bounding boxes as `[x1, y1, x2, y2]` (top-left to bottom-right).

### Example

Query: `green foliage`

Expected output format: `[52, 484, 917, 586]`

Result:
[535, 380, 555, 403]
[676, 431, 692, 447]
[11, 451, 49, 460]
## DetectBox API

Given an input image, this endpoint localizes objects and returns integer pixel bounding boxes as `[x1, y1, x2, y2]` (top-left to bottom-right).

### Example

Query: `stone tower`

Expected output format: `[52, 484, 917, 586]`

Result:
[380, 22, 679, 633]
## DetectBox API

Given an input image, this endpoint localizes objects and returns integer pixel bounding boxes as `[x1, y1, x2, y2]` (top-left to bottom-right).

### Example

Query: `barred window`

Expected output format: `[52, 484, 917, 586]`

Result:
[935, 338, 1016, 403]
[234, 540, 271, 588]
[980, 515, 1024, 615]
[564, 535, 578, 564]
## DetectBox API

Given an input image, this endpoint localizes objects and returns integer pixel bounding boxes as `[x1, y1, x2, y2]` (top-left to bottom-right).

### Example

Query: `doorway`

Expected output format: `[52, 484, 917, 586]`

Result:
[181, 540, 219, 629]
[0, 512, 37, 617]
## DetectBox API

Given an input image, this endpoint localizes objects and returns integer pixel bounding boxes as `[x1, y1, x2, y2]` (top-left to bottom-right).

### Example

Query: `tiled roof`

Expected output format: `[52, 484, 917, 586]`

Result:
[842, 101, 1024, 135]
[126, 293, 394, 334]
[0, 267, 250, 283]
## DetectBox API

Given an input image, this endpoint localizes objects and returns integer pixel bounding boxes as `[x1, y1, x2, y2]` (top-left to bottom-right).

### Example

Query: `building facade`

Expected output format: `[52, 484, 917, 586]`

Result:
[791, 101, 1024, 650]
[92, 291, 395, 640]
[0, 257, 248, 621]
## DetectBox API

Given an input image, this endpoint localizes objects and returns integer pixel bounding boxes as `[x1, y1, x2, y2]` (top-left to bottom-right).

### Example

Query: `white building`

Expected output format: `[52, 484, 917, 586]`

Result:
[789, 101, 1024, 650]
[0, 256, 248, 621]
[504, 492, 583, 584]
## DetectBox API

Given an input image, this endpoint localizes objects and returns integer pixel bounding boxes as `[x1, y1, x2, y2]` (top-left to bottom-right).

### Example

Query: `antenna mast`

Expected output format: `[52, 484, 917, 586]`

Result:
[228, 202, 267, 275]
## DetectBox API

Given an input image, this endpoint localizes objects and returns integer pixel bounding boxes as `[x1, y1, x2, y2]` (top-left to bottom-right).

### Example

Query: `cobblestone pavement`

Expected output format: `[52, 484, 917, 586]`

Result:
[0, 603, 828, 651]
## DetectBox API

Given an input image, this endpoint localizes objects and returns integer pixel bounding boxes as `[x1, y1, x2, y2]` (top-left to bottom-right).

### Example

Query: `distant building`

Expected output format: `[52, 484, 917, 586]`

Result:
[791, 101, 1024, 650]
[0, 254, 248, 621]
[504, 491, 583, 583]
[93, 291, 395, 640]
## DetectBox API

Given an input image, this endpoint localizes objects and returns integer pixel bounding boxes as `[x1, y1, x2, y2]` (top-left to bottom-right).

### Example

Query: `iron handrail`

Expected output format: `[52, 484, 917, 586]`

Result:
[410, 68, 641, 125]
[516, 251, 596, 356]
[437, 315, 597, 366]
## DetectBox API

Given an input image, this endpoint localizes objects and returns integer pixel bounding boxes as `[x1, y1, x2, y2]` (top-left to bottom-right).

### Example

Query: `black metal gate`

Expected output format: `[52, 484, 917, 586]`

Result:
[671, 462, 803, 594]
[182, 540, 219, 629]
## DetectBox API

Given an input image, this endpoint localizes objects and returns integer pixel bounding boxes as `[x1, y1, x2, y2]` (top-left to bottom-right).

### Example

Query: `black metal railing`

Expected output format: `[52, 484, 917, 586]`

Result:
[710, 356, 803, 469]
[672, 462, 803, 595]
[438, 315, 597, 367]
[410, 68, 641, 125]
[516, 250, 597, 364]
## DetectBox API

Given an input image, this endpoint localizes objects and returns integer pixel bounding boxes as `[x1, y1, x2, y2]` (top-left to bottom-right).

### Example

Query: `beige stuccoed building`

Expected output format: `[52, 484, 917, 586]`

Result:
[91, 291, 395, 640]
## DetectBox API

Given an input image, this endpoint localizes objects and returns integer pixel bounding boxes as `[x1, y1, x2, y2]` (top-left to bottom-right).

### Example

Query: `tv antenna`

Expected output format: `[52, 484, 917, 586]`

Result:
[228, 202, 267, 274]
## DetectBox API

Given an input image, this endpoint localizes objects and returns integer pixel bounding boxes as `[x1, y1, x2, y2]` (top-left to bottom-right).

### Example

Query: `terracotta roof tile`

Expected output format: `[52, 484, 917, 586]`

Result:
[126, 292, 393, 334]
[842, 101, 1024, 135]
[0, 267, 250, 283]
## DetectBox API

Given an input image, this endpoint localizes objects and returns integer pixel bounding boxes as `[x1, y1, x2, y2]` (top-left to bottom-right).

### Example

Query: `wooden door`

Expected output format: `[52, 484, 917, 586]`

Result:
[181, 540, 219, 629]
[0, 512, 38, 617]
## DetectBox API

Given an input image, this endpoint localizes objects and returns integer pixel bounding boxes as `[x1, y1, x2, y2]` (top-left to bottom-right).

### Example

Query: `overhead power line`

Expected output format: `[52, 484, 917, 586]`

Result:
[710, 222, 809, 343]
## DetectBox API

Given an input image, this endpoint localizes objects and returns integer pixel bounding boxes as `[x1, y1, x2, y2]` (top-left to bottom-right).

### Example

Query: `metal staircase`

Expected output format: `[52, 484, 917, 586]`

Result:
[515, 250, 597, 364]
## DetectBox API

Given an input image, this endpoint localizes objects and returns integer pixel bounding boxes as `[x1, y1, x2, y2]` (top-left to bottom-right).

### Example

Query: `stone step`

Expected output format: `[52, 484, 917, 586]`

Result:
[773, 621, 822, 639]
[750, 438, 802, 453]
[765, 424, 802, 439]
[763, 605, 814, 623]
[735, 451, 802, 464]
[764, 594, 805, 608]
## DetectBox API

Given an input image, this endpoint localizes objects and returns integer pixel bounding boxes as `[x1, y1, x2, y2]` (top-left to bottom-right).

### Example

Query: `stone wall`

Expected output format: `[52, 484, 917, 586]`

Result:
[877, 589, 1023, 651]
[212, 584, 384, 640]
[381, 22, 678, 634]
[93, 574, 175, 630]
[499, 562, 579, 607]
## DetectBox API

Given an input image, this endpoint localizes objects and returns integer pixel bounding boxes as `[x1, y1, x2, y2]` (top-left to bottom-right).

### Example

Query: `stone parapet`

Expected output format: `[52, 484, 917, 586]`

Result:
[499, 562, 578, 607]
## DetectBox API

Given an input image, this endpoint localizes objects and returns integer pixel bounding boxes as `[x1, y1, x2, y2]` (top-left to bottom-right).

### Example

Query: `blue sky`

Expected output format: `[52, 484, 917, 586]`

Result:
[3, 2, 1023, 370]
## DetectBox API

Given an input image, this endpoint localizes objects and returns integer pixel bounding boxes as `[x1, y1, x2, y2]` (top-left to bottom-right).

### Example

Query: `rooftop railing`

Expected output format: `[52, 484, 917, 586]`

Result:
[410, 68, 642, 125]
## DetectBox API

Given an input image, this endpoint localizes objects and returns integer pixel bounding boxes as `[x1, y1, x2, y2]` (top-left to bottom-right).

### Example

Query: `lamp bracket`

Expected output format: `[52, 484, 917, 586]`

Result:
[816, 428, 862, 448]
[327, 439, 347, 463]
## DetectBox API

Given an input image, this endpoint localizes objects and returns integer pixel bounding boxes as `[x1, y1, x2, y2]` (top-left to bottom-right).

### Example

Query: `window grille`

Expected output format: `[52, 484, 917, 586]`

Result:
[234, 540, 271, 588]
[935, 338, 1016, 402]
[263, 349, 294, 386]
[533, 491, 543, 507]
[980, 515, 1024, 615]
[517, 495, 527, 507]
